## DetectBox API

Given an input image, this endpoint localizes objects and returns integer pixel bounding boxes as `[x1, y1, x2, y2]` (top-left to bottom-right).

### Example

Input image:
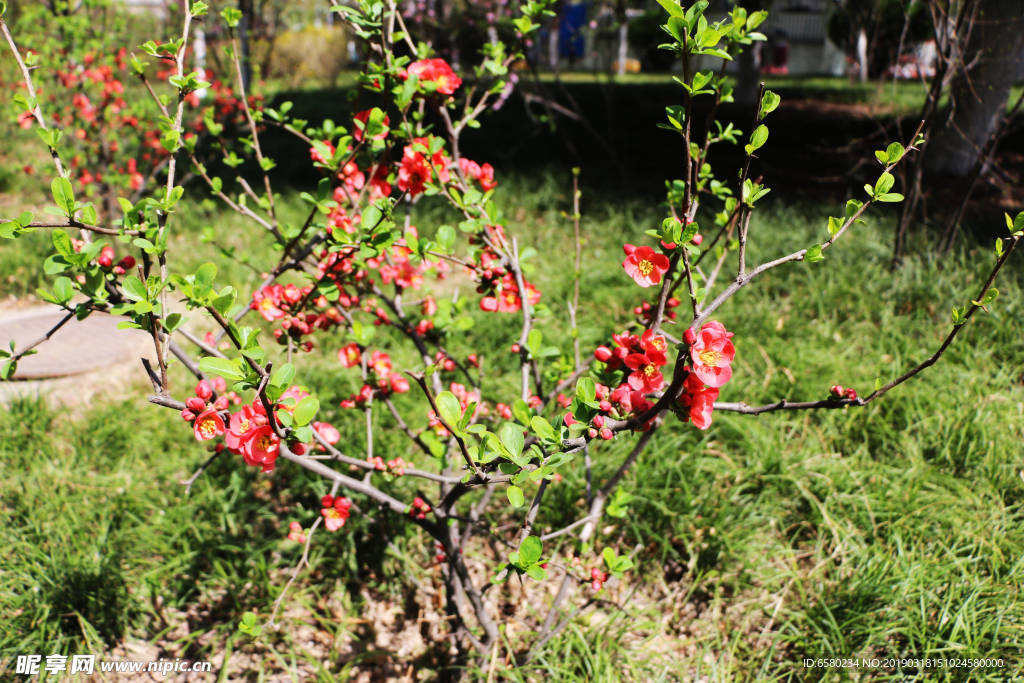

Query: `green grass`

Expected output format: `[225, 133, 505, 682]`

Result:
[2, 171, 1024, 681]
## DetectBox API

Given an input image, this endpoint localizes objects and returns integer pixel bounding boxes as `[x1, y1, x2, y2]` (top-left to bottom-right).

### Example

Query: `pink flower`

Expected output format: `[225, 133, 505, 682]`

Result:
[390, 374, 410, 394]
[226, 404, 259, 453]
[321, 495, 351, 531]
[313, 421, 341, 446]
[370, 350, 392, 378]
[338, 342, 361, 368]
[622, 246, 670, 288]
[623, 353, 665, 392]
[406, 59, 462, 95]
[193, 409, 225, 441]
[690, 321, 735, 388]
[287, 522, 307, 543]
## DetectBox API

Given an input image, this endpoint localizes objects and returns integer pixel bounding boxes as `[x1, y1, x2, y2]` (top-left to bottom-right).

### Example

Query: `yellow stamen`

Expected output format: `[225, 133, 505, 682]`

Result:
[636, 259, 654, 276]
[699, 349, 723, 367]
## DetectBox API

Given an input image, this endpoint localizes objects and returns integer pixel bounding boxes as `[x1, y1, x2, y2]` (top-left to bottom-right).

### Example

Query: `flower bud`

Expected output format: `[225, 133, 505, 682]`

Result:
[180, 409, 196, 422]
[600, 428, 613, 440]
[511, 343, 520, 353]
[292, 442, 307, 455]
[599, 400, 613, 412]
[185, 397, 206, 412]
[588, 428, 598, 439]
[691, 233, 703, 246]
[480, 296, 498, 312]
[844, 387, 857, 400]
[321, 495, 335, 508]
[118, 255, 136, 270]
[591, 580, 602, 591]
[594, 346, 613, 362]
[564, 412, 577, 426]
[683, 328, 696, 344]
[829, 385, 844, 398]
[593, 415, 605, 428]
[213, 395, 229, 411]
[290, 521, 302, 532]
[195, 379, 213, 400]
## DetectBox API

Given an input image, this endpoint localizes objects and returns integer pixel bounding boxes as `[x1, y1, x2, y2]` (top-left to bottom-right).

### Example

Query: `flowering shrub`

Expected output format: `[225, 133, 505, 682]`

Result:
[2, 0, 1022, 670]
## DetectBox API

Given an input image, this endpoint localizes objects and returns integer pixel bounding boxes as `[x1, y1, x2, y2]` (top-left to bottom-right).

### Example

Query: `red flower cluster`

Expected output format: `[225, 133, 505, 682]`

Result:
[398, 136, 450, 197]
[321, 495, 352, 531]
[458, 158, 498, 192]
[402, 59, 463, 95]
[674, 321, 737, 429]
[829, 385, 857, 400]
[409, 496, 432, 520]
[478, 265, 541, 314]
[634, 297, 681, 324]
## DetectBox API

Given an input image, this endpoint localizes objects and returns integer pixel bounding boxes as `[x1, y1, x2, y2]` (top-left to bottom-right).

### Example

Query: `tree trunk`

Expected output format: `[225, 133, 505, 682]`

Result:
[924, 0, 1024, 177]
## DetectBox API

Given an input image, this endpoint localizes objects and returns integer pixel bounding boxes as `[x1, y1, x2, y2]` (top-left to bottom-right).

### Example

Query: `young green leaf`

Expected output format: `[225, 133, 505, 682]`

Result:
[435, 391, 463, 428]
[507, 485, 525, 508]
[198, 357, 245, 381]
[293, 396, 320, 427]
[518, 535, 542, 565]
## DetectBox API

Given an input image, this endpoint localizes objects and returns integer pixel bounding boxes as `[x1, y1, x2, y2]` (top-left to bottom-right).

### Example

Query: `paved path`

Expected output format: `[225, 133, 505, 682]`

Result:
[0, 305, 153, 405]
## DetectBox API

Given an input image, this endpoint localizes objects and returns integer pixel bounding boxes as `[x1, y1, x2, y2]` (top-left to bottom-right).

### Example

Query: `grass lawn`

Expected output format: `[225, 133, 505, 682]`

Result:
[1, 170, 1023, 681]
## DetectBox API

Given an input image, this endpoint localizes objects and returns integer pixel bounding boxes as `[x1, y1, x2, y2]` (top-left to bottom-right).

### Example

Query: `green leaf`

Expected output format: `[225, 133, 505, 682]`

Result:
[500, 422, 524, 457]
[530, 416, 556, 442]
[293, 396, 320, 427]
[972, 288, 998, 308]
[759, 90, 780, 119]
[805, 244, 824, 263]
[827, 216, 844, 237]
[877, 193, 904, 203]
[518, 535, 542, 566]
[576, 377, 596, 403]
[436, 391, 463, 428]
[193, 263, 217, 298]
[526, 564, 547, 581]
[885, 142, 904, 164]
[53, 276, 73, 304]
[874, 172, 895, 197]
[271, 362, 296, 388]
[52, 230, 74, 258]
[198, 356, 245, 381]
[436, 225, 456, 252]
[507, 485, 525, 508]
[744, 124, 768, 155]
[122, 275, 147, 302]
[655, 0, 685, 17]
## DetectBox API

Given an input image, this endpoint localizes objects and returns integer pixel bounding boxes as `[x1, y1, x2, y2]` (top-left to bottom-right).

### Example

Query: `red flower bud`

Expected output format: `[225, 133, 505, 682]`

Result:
[195, 379, 213, 400]
[511, 343, 520, 353]
[591, 580, 602, 591]
[683, 328, 696, 344]
[321, 495, 335, 508]
[213, 395, 229, 411]
[844, 387, 857, 400]
[185, 397, 206, 412]
[599, 400, 613, 412]
[594, 346, 613, 362]
[564, 412, 577, 426]
[292, 442, 308, 455]
[118, 255, 136, 270]
[829, 385, 844, 398]
[588, 428, 598, 439]
[480, 296, 498, 312]
[691, 233, 703, 246]
[600, 428, 613, 440]
[593, 415, 605, 428]
[180, 409, 196, 422]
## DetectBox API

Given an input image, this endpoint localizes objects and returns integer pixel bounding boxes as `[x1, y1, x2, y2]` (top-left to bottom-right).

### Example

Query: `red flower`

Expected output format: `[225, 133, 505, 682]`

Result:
[622, 245, 671, 288]
[406, 59, 462, 95]
[193, 408, 225, 441]
[398, 148, 431, 197]
[370, 350, 392, 378]
[690, 321, 735, 388]
[390, 374, 410, 394]
[688, 387, 719, 429]
[478, 163, 497, 191]
[243, 425, 280, 472]
[251, 287, 285, 321]
[623, 353, 665, 392]
[338, 342, 361, 368]
[321, 495, 351, 531]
